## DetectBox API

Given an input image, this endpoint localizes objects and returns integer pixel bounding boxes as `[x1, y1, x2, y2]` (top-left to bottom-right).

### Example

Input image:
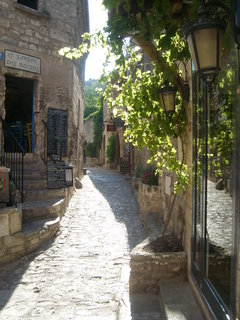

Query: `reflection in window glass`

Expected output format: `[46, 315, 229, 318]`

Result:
[206, 76, 233, 308]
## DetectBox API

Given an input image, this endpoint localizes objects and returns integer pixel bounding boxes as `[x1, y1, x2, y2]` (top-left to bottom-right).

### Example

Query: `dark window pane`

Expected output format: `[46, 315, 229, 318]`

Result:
[17, 0, 38, 10]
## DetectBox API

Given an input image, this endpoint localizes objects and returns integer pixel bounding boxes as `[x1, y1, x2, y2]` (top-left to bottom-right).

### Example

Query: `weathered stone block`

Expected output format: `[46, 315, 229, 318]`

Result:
[0, 254, 11, 265]
[25, 243, 39, 254]
[0, 213, 9, 237]
[0, 248, 6, 257]
[130, 237, 187, 294]
[9, 209, 22, 235]
[8, 244, 25, 254]
[4, 233, 25, 248]
[137, 181, 161, 219]
[28, 237, 40, 246]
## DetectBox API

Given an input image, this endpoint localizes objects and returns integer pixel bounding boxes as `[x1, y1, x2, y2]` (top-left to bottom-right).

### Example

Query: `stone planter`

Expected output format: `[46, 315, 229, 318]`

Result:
[130, 237, 187, 294]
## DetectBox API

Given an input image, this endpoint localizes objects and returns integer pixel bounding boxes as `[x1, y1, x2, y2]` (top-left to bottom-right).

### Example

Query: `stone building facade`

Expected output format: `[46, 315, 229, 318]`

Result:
[0, 0, 88, 177]
[0, 0, 89, 264]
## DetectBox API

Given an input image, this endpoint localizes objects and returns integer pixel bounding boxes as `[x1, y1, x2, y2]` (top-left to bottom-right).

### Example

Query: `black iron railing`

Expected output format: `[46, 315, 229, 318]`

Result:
[0, 117, 25, 202]
[42, 120, 63, 164]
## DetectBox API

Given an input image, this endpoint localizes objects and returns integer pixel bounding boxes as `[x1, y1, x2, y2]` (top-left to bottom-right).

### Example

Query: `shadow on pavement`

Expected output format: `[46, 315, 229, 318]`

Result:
[87, 167, 167, 319]
[87, 167, 146, 250]
[0, 237, 56, 313]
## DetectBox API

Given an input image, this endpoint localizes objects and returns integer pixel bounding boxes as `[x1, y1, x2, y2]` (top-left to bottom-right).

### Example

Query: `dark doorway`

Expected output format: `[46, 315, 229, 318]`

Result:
[5, 75, 34, 153]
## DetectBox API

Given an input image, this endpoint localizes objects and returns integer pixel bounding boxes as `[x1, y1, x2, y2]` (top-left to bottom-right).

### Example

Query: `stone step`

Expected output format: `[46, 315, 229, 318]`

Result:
[118, 293, 167, 320]
[22, 198, 66, 223]
[23, 188, 65, 202]
[3, 153, 43, 166]
[0, 216, 60, 266]
[21, 217, 60, 255]
[23, 172, 47, 180]
[23, 153, 45, 165]
[23, 163, 46, 173]
[159, 281, 206, 320]
[24, 179, 47, 190]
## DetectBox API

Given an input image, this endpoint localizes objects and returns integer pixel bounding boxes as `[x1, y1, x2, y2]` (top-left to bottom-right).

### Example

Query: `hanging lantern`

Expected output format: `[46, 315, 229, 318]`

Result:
[183, 4, 225, 79]
[159, 82, 177, 113]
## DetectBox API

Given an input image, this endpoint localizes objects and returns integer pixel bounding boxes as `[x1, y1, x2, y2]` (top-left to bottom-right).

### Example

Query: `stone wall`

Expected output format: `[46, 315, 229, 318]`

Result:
[133, 139, 187, 242]
[0, 0, 88, 181]
[84, 118, 94, 144]
[0, 216, 60, 265]
[0, 206, 22, 237]
[183, 68, 193, 274]
[85, 157, 99, 167]
[133, 147, 149, 172]
[130, 238, 187, 294]
[158, 173, 187, 240]
[0, 0, 86, 54]
[137, 181, 162, 219]
[69, 64, 85, 179]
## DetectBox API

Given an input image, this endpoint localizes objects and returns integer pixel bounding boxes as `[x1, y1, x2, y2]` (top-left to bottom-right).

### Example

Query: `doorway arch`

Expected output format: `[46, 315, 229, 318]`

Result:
[4, 75, 34, 153]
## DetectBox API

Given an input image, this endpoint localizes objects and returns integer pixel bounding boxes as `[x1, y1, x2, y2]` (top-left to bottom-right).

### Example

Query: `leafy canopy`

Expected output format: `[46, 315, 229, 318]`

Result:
[84, 79, 102, 119]
[59, 0, 196, 192]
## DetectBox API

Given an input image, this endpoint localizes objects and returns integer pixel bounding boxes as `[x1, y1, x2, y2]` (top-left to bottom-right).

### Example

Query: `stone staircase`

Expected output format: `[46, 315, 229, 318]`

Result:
[22, 154, 66, 223]
[0, 154, 68, 266]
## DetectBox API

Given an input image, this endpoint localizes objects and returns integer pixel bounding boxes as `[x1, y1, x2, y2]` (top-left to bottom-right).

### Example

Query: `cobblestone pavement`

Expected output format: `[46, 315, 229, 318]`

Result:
[0, 167, 148, 320]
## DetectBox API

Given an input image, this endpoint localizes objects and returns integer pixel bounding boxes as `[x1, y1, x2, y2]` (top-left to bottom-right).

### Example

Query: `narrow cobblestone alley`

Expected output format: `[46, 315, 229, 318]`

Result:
[0, 167, 165, 320]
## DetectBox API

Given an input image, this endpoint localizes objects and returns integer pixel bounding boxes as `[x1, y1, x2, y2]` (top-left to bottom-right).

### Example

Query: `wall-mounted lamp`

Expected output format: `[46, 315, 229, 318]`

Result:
[183, 1, 240, 81]
[159, 81, 177, 113]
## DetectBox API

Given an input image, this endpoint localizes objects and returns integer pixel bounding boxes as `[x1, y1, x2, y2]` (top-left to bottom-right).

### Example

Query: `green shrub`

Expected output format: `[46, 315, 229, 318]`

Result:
[107, 134, 115, 163]
[142, 171, 158, 186]
[136, 164, 159, 186]
[135, 165, 145, 178]
[85, 143, 97, 157]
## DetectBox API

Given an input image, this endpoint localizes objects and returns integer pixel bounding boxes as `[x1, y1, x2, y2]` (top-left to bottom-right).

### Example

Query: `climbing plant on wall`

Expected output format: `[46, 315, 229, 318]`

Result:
[106, 134, 116, 163]
[59, 0, 199, 192]
[84, 103, 103, 158]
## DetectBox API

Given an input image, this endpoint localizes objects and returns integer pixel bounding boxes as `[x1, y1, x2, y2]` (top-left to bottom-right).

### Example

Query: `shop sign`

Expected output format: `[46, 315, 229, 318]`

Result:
[4, 50, 41, 74]
[107, 124, 116, 132]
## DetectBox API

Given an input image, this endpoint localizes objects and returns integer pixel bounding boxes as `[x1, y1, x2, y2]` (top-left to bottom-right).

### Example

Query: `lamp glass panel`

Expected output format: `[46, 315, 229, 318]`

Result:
[194, 28, 219, 72]
[187, 34, 199, 71]
[163, 92, 175, 111]
[159, 94, 164, 109]
[65, 168, 73, 185]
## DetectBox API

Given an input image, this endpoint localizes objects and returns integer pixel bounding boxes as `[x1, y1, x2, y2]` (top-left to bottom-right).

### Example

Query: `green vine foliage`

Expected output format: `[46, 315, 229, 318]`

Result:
[84, 79, 104, 158]
[210, 68, 233, 181]
[210, 95, 233, 180]
[107, 134, 116, 163]
[85, 104, 103, 158]
[99, 46, 189, 193]
[59, 0, 196, 192]
[84, 79, 102, 118]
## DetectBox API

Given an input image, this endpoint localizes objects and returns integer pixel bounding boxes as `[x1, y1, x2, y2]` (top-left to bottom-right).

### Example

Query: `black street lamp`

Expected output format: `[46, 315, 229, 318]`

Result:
[183, 1, 240, 81]
[183, 3, 225, 81]
[159, 81, 177, 113]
